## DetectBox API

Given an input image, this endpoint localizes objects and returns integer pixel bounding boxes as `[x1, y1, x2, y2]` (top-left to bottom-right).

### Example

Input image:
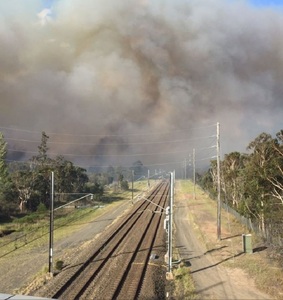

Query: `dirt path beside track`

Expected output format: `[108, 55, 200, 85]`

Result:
[174, 183, 273, 300]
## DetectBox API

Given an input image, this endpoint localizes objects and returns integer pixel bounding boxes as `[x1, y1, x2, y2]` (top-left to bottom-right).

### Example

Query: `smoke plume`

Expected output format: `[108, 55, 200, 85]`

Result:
[1, 0, 283, 169]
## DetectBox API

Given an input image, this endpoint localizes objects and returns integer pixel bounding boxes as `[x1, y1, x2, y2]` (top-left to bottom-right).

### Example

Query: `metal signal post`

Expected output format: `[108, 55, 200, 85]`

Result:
[49, 171, 54, 275]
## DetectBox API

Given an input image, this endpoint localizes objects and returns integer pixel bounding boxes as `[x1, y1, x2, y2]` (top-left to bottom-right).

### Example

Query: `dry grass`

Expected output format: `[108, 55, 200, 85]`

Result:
[177, 179, 283, 299]
[172, 263, 199, 300]
[0, 180, 150, 258]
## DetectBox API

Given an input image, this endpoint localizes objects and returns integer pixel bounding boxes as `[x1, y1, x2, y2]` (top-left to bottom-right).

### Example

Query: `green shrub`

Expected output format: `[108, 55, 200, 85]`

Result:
[55, 260, 64, 271]
[37, 202, 47, 213]
[13, 213, 40, 224]
[120, 180, 129, 191]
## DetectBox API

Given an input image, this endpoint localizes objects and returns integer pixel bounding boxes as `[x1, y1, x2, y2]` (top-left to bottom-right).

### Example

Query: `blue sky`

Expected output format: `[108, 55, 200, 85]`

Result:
[42, 0, 283, 7]
[42, 0, 53, 8]
[249, 0, 283, 6]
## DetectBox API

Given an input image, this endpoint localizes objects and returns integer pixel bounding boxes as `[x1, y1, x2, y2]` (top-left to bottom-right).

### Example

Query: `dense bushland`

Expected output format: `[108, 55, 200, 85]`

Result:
[0, 131, 136, 216]
[199, 130, 283, 247]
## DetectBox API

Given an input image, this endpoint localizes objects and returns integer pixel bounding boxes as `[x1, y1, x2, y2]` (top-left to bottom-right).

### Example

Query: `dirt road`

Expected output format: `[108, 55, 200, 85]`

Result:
[174, 191, 273, 299]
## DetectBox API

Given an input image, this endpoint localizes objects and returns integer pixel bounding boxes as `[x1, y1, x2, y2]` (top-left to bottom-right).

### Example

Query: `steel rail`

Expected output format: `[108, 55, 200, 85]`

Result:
[46, 181, 166, 299]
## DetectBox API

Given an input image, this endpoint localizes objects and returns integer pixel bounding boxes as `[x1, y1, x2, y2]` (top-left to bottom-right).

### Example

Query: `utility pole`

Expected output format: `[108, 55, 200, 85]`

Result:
[184, 158, 187, 180]
[49, 171, 54, 275]
[132, 170, 134, 200]
[168, 172, 174, 274]
[193, 148, 196, 200]
[216, 122, 221, 240]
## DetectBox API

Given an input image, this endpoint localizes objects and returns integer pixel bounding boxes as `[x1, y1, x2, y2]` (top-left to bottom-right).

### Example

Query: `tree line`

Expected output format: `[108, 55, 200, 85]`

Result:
[0, 131, 145, 215]
[199, 130, 283, 241]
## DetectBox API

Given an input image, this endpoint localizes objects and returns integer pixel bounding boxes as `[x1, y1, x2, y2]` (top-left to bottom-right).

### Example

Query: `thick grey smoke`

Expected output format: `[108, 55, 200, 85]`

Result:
[1, 0, 283, 169]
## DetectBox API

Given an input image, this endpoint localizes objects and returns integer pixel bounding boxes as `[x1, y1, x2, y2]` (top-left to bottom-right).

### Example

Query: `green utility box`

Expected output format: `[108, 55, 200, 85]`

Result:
[242, 234, 253, 254]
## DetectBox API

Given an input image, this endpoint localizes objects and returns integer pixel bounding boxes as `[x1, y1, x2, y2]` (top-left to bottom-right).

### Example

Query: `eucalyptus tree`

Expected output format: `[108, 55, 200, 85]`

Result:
[28, 132, 90, 208]
[265, 130, 283, 206]
[53, 156, 89, 202]
[243, 132, 278, 231]
[10, 163, 35, 212]
[199, 160, 217, 198]
[106, 165, 115, 184]
[199, 130, 283, 241]
[262, 130, 283, 238]
[0, 132, 16, 212]
[220, 152, 248, 209]
[28, 131, 54, 210]
[88, 172, 108, 187]
[0, 132, 8, 195]
[0, 132, 7, 169]
[52, 156, 74, 203]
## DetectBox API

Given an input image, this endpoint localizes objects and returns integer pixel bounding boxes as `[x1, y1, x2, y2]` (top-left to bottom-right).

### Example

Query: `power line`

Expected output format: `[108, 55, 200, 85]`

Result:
[3, 123, 218, 170]
[0, 123, 217, 138]
[4, 135, 216, 146]
[5, 158, 195, 170]
[7, 148, 195, 157]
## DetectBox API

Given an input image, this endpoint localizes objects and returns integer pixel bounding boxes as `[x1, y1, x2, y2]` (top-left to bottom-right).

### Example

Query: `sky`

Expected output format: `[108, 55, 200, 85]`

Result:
[42, 0, 283, 8]
[249, 0, 283, 6]
[1, 0, 283, 172]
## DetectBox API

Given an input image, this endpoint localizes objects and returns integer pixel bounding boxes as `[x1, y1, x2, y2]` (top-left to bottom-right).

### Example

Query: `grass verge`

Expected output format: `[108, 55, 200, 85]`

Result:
[0, 180, 151, 258]
[172, 263, 198, 300]
[176, 179, 283, 299]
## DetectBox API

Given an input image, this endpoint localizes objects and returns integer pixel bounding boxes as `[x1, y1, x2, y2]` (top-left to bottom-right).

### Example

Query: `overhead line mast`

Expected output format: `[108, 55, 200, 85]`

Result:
[217, 122, 221, 240]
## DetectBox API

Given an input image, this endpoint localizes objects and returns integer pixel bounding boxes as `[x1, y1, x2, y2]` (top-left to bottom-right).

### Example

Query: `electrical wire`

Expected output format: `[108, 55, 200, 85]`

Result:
[0, 123, 217, 137]
[7, 147, 196, 157]
[3, 123, 218, 170]
[4, 135, 216, 146]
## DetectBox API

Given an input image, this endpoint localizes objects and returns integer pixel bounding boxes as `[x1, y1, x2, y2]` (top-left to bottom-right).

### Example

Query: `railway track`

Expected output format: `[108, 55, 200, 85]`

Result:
[40, 181, 169, 300]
